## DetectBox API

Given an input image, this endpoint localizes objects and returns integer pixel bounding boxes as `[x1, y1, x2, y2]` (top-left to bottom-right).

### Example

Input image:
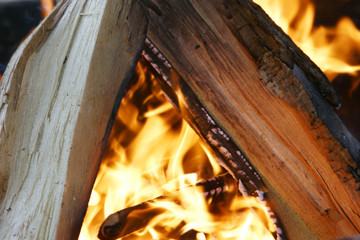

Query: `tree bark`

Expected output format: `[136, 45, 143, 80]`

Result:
[143, 0, 360, 239]
[0, 0, 147, 239]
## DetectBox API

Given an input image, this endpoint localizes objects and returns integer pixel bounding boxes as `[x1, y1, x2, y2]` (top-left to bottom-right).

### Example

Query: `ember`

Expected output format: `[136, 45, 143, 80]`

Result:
[78, 62, 277, 239]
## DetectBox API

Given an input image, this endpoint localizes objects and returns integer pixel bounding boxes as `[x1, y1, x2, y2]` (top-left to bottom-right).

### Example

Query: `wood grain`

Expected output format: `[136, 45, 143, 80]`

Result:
[144, 0, 360, 239]
[0, 0, 147, 239]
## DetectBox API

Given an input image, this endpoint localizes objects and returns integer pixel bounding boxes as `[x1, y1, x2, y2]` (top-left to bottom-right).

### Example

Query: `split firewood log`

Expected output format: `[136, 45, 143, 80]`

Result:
[0, 0, 147, 239]
[141, 0, 360, 239]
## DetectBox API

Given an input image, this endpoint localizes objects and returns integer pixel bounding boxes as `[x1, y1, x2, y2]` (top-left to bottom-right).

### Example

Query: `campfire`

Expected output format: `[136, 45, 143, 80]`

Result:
[1, 0, 360, 239]
[78, 58, 278, 239]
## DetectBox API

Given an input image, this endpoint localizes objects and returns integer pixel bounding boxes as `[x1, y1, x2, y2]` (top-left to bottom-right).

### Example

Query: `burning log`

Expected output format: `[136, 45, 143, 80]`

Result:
[142, 0, 360, 239]
[0, 0, 146, 239]
[97, 173, 242, 240]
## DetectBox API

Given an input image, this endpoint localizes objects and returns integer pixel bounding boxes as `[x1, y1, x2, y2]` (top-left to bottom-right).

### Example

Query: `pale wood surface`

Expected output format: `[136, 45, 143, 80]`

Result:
[0, 0, 147, 239]
[144, 0, 360, 239]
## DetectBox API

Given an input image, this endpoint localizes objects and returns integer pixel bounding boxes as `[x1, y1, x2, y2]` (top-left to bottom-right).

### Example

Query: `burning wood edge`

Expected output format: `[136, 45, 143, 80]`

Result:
[98, 173, 279, 240]
[98, 173, 235, 239]
[141, 39, 286, 240]
[142, 39, 265, 198]
[140, 0, 360, 239]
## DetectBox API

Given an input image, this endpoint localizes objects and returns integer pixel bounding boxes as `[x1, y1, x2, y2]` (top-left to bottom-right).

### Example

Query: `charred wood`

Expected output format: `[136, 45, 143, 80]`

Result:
[98, 173, 238, 240]
[141, 0, 360, 239]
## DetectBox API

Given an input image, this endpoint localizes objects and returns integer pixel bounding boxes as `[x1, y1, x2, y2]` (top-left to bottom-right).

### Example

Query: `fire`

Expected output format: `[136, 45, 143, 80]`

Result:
[78, 62, 276, 239]
[41, 0, 55, 18]
[254, 0, 360, 93]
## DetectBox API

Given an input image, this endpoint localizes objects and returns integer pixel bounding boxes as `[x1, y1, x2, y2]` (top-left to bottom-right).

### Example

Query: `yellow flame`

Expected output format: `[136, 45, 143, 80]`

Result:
[254, 0, 360, 94]
[79, 63, 276, 239]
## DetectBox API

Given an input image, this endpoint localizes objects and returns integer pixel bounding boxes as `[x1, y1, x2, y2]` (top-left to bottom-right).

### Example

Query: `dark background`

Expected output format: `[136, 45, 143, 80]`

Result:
[0, 1, 44, 73]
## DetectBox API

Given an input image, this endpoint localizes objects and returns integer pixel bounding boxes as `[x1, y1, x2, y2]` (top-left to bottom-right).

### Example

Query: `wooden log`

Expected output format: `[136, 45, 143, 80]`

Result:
[0, 0, 147, 239]
[143, 0, 360, 239]
[98, 173, 237, 240]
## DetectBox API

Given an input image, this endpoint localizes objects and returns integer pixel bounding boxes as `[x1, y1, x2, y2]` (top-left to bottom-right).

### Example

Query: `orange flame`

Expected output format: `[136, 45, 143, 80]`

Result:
[41, 0, 55, 18]
[79, 63, 276, 239]
[254, 0, 360, 94]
